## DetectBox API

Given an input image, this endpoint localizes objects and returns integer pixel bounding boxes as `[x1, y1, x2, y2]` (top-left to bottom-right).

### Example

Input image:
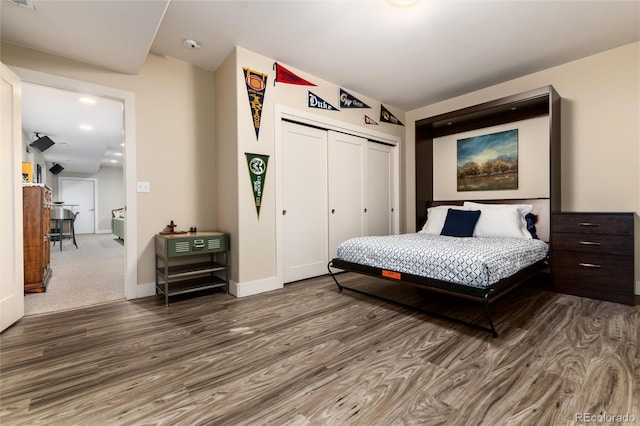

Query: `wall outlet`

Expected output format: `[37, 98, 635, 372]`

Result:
[136, 181, 150, 193]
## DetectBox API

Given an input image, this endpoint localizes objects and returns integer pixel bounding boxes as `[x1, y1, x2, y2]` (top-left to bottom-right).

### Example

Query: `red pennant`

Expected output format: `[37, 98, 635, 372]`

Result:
[274, 62, 316, 86]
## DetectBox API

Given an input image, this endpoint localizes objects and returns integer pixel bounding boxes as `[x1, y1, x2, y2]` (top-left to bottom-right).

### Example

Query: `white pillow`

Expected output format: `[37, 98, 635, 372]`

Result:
[463, 202, 532, 238]
[420, 205, 467, 235]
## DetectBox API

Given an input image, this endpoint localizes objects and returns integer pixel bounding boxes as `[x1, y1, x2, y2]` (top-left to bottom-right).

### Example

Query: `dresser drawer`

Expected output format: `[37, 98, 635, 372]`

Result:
[551, 251, 634, 304]
[167, 235, 226, 257]
[156, 233, 227, 258]
[552, 233, 633, 256]
[552, 213, 633, 235]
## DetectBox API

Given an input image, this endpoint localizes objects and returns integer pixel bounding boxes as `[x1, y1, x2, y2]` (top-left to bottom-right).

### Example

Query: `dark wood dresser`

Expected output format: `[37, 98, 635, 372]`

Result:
[23, 184, 52, 293]
[551, 212, 636, 305]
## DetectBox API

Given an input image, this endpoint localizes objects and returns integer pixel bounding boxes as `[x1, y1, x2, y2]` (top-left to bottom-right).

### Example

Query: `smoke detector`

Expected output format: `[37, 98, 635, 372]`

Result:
[183, 39, 201, 49]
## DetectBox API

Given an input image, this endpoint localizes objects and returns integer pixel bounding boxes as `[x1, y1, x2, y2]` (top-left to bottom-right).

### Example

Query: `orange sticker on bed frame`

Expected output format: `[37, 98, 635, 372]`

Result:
[382, 270, 401, 280]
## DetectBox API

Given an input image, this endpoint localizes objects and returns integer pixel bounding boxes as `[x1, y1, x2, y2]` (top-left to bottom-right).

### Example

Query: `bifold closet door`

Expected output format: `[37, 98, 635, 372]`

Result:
[281, 121, 329, 283]
[328, 131, 366, 260]
[367, 142, 394, 236]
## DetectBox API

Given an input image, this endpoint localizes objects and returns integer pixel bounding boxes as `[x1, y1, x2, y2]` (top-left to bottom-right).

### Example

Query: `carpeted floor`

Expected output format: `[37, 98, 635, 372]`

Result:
[24, 233, 125, 316]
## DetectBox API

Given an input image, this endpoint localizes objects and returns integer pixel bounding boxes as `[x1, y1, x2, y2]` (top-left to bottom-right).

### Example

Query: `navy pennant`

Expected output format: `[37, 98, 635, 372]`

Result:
[380, 104, 404, 126]
[339, 88, 371, 109]
[308, 91, 339, 111]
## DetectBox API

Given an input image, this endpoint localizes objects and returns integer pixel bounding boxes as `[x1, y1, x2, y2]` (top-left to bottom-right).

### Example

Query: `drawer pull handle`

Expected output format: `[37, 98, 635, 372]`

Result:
[579, 222, 600, 227]
[579, 241, 601, 246]
[578, 263, 602, 268]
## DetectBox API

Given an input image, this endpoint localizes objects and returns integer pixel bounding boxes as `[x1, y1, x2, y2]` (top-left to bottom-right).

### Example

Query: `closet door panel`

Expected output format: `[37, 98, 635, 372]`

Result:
[367, 142, 393, 236]
[281, 122, 328, 283]
[328, 131, 366, 259]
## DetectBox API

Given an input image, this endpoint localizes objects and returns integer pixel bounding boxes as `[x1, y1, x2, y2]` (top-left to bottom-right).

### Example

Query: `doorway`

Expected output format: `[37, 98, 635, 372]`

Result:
[11, 66, 138, 313]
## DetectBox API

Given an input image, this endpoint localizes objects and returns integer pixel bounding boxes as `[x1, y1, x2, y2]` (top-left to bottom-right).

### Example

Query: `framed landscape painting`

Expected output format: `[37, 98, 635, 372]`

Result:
[457, 129, 518, 191]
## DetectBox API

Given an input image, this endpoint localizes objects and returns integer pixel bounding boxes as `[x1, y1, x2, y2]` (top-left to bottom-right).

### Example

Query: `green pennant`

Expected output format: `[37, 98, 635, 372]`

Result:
[245, 152, 270, 218]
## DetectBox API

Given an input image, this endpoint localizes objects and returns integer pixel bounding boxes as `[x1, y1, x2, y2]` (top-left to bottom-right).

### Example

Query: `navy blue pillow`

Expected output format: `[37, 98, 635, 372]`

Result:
[440, 209, 481, 237]
[525, 213, 539, 239]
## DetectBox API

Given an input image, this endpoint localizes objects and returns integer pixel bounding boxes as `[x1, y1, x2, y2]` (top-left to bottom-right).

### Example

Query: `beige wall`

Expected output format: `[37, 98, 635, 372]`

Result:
[405, 42, 640, 289]
[227, 47, 405, 290]
[2, 42, 217, 286]
[215, 50, 240, 282]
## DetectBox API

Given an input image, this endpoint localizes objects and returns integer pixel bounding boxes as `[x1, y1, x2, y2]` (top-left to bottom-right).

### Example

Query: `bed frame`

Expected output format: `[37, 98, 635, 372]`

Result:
[328, 199, 550, 337]
[329, 86, 561, 337]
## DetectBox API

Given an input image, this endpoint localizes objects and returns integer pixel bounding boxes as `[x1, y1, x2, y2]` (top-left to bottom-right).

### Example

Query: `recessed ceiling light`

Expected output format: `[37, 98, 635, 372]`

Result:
[79, 97, 96, 105]
[110, 159, 118, 163]
[79, 124, 93, 131]
[114, 152, 123, 157]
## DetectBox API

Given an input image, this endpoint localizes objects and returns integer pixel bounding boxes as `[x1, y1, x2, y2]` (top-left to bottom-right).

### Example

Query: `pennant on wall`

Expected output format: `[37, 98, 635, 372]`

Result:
[339, 88, 371, 109]
[245, 152, 270, 218]
[308, 91, 339, 111]
[380, 104, 404, 126]
[243, 67, 268, 140]
[364, 114, 379, 125]
[274, 62, 316, 86]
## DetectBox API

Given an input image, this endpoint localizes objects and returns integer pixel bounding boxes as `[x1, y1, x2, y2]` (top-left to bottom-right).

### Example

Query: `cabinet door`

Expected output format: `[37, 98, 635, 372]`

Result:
[281, 122, 329, 283]
[328, 131, 366, 259]
[367, 142, 394, 237]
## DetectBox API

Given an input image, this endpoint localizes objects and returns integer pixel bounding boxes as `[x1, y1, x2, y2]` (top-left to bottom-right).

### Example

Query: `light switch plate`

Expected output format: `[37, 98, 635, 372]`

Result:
[136, 181, 150, 193]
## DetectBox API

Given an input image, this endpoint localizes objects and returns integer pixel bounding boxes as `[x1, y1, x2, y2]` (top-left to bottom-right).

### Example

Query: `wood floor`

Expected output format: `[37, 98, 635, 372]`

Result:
[1, 273, 638, 425]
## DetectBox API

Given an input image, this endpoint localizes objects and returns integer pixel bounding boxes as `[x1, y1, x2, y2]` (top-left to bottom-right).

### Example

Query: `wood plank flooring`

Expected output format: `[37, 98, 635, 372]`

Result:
[1, 273, 638, 425]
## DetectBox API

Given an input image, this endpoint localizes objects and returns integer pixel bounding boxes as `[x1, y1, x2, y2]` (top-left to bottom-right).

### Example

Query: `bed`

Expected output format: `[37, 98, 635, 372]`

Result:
[328, 199, 550, 337]
[112, 207, 125, 240]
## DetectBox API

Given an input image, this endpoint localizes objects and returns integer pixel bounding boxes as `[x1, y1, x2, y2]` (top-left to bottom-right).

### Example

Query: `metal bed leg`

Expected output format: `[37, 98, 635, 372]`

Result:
[482, 290, 498, 338]
[327, 261, 343, 291]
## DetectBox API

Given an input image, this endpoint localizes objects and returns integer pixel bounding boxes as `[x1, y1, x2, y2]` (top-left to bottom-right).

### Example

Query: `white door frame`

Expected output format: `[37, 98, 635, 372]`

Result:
[11, 67, 138, 300]
[274, 104, 400, 288]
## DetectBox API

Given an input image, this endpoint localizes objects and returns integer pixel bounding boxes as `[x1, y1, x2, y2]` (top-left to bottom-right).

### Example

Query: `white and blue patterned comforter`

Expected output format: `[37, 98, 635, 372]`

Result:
[336, 233, 549, 288]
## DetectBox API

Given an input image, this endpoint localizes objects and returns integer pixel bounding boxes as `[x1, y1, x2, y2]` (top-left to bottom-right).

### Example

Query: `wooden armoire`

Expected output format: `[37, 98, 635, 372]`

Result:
[23, 184, 52, 292]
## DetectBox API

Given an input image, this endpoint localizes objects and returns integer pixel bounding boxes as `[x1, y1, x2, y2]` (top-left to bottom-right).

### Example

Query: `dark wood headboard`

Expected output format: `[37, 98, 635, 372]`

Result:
[414, 85, 561, 238]
[428, 198, 550, 242]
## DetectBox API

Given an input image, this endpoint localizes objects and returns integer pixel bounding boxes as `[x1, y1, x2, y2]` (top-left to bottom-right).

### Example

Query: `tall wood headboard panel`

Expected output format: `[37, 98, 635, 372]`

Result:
[415, 85, 561, 241]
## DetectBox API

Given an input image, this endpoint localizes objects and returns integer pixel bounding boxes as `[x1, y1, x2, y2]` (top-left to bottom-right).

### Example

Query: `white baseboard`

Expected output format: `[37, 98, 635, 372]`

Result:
[134, 281, 156, 299]
[129, 278, 283, 300]
[230, 276, 281, 297]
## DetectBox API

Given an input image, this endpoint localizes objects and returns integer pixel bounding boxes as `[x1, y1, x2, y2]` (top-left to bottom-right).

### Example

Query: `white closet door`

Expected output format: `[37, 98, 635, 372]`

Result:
[328, 131, 366, 259]
[367, 142, 394, 236]
[281, 121, 328, 283]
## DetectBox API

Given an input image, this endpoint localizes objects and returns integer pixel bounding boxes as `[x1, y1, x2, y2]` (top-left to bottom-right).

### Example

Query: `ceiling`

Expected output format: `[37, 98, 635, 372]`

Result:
[21, 83, 124, 174]
[2, 0, 639, 172]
